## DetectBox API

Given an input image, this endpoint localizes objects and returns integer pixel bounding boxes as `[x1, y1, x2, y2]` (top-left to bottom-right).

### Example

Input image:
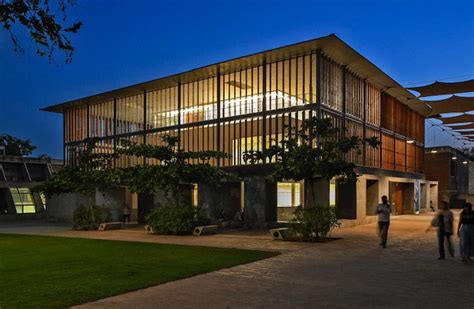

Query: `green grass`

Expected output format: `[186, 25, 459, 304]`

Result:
[0, 234, 276, 308]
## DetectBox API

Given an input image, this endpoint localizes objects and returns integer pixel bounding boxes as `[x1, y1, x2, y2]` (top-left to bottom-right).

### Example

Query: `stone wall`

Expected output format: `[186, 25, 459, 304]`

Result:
[224, 165, 276, 228]
[199, 182, 241, 223]
[95, 188, 125, 221]
[46, 193, 90, 223]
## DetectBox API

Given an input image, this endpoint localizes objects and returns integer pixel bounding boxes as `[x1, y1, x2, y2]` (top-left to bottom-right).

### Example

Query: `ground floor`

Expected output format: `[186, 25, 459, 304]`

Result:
[45, 165, 438, 227]
[1, 213, 471, 308]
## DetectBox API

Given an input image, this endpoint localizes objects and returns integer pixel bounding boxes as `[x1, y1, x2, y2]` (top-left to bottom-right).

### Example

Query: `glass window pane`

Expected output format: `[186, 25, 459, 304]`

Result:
[278, 182, 301, 207]
[22, 206, 36, 214]
[330, 180, 336, 207]
[277, 183, 292, 207]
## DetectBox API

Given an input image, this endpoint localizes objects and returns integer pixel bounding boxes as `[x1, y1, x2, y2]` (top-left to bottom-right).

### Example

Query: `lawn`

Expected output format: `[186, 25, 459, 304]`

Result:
[0, 234, 276, 308]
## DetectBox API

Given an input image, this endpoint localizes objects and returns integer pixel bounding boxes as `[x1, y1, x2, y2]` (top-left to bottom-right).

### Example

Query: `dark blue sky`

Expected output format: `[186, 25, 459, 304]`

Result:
[1, 0, 473, 158]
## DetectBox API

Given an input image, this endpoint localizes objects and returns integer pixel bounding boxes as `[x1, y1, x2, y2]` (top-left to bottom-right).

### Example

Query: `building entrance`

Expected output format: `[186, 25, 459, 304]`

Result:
[389, 182, 415, 215]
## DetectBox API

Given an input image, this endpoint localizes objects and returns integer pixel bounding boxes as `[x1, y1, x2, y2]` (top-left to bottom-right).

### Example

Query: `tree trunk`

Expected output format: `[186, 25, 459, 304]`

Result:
[175, 184, 180, 207]
[89, 193, 95, 223]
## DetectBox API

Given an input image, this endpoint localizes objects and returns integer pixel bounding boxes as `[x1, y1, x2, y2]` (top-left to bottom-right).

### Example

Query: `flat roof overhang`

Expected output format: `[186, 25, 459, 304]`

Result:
[41, 34, 431, 116]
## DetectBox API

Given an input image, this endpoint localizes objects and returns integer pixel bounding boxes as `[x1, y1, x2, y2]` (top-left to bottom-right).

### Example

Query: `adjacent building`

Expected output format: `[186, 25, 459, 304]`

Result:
[0, 153, 63, 220]
[42, 34, 437, 226]
[424, 146, 471, 208]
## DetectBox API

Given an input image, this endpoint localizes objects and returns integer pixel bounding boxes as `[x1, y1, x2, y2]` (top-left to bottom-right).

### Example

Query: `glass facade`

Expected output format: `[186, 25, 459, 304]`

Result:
[62, 52, 424, 174]
[277, 182, 301, 208]
[10, 188, 36, 214]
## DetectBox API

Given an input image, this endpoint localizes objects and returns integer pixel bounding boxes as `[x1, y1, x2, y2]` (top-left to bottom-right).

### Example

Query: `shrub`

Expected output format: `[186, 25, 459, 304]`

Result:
[146, 204, 209, 235]
[73, 205, 112, 230]
[293, 205, 340, 241]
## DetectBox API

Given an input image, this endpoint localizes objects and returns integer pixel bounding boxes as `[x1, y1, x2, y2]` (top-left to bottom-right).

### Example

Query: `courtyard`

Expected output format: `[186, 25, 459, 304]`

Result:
[0, 213, 472, 308]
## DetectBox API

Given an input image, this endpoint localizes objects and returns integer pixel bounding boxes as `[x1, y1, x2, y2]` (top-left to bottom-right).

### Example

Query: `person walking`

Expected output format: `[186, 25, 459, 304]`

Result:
[428, 201, 454, 260]
[376, 195, 393, 248]
[458, 203, 474, 262]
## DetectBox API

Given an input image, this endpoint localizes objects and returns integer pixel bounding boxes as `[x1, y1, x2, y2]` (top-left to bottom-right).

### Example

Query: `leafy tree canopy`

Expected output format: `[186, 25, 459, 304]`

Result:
[0, 0, 82, 62]
[119, 135, 231, 205]
[37, 135, 232, 208]
[0, 134, 36, 156]
[244, 117, 379, 206]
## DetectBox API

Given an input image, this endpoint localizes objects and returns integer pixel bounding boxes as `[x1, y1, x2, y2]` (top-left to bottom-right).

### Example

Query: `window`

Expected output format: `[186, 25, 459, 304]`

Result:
[192, 184, 198, 208]
[330, 179, 336, 207]
[10, 188, 36, 214]
[277, 182, 301, 207]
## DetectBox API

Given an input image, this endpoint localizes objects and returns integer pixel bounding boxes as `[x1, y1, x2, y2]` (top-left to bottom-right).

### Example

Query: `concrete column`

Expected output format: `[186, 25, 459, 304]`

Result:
[430, 184, 439, 209]
[420, 183, 428, 211]
[242, 176, 276, 228]
[365, 179, 379, 216]
[378, 177, 389, 202]
[356, 177, 367, 221]
[403, 184, 415, 214]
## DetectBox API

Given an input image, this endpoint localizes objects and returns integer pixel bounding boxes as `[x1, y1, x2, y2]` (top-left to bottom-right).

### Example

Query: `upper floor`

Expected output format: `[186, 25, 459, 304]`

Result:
[43, 34, 430, 174]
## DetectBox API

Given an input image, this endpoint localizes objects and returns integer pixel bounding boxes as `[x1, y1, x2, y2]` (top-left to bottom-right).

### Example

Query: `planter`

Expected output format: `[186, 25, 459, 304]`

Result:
[144, 225, 158, 234]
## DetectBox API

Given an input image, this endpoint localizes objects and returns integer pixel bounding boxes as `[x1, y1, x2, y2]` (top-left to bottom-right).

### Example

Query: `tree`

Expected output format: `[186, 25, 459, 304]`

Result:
[0, 134, 36, 156]
[119, 135, 230, 206]
[244, 116, 379, 240]
[36, 136, 230, 228]
[0, 0, 82, 62]
[36, 138, 121, 225]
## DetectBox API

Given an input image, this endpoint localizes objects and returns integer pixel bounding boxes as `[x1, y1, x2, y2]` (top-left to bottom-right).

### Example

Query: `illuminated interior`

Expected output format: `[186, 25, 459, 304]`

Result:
[10, 188, 36, 214]
[330, 179, 336, 207]
[277, 182, 301, 208]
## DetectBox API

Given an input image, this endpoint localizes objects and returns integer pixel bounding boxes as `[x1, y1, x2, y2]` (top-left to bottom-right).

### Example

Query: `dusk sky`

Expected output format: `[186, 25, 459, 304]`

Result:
[1, 0, 473, 158]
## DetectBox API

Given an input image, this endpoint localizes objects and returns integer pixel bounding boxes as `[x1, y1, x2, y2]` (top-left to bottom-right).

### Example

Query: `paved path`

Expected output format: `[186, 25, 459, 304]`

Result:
[69, 214, 473, 309]
[0, 223, 309, 253]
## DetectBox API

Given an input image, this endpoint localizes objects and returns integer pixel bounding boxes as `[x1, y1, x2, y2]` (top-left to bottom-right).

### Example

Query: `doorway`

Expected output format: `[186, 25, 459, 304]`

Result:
[389, 182, 415, 215]
[393, 184, 404, 215]
[137, 194, 154, 223]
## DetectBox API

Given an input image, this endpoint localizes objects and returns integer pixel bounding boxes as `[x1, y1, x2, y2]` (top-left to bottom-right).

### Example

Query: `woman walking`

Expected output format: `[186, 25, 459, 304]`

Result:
[458, 203, 474, 262]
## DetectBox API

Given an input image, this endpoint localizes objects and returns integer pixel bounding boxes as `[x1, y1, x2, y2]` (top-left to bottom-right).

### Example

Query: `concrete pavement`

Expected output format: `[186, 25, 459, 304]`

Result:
[69, 214, 473, 309]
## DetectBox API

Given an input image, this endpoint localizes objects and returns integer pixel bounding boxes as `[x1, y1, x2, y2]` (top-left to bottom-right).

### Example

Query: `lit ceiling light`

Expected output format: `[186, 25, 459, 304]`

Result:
[462, 160, 469, 164]
[407, 140, 414, 144]
[431, 149, 438, 153]
[452, 156, 457, 160]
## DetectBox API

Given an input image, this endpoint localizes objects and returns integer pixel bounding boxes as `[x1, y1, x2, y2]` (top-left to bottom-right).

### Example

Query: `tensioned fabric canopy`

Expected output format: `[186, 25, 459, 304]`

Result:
[457, 130, 474, 135]
[445, 123, 474, 130]
[425, 95, 474, 117]
[409, 79, 474, 97]
[436, 113, 474, 124]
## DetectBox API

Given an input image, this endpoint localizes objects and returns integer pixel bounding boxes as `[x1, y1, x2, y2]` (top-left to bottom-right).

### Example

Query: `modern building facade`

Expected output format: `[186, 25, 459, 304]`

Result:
[0, 154, 62, 219]
[424, 146, 472, 208]
[43, 34, 437, 226]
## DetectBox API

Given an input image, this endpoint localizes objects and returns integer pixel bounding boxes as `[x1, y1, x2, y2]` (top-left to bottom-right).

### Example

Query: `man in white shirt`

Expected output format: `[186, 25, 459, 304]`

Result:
[376, 195, 393, 248]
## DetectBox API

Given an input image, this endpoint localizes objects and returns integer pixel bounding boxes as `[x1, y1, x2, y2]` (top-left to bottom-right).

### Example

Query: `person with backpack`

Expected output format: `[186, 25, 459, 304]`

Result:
[427, 201, 454, 260]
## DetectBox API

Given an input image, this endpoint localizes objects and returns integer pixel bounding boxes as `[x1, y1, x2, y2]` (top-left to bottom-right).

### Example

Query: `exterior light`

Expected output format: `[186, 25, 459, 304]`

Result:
[452, 156, 457, 160]
[407, 140, 414, 144]
[462, 160, 469, 165]
[431, 149, 438, 153]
